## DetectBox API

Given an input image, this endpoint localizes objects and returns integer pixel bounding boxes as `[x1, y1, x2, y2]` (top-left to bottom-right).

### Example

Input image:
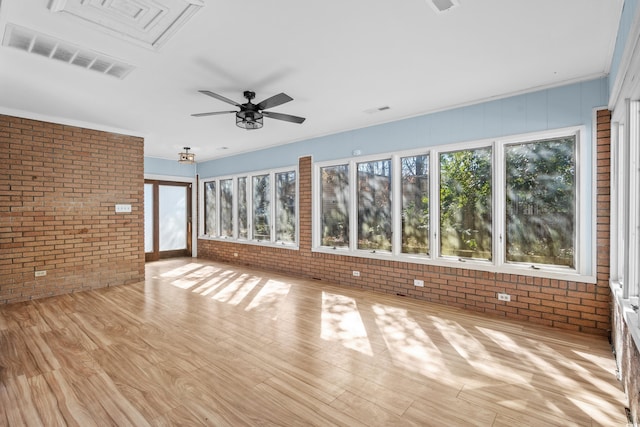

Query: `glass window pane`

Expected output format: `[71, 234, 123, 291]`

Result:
[321, 165, 350, 247]
[220, 179, 233, 237]
[159, 185, 187, 251]
[253, 174, 271, 241]
[276, 171, 296, 243]
[357, 160, 392, 251]
[144, 183, 154, 253]
[204, 181, 216, 236]
[401, 155, 429, 254]
[238, 177, 248, 239]
[440, 148, 492, 260]
[505, 137, 575, 267]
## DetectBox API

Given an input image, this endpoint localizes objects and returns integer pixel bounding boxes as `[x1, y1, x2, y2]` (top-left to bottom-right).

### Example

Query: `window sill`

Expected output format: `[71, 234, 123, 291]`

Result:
[610, 280, 640, 352]
[198, 235, 299, 251]
[312, 246, 596, 283]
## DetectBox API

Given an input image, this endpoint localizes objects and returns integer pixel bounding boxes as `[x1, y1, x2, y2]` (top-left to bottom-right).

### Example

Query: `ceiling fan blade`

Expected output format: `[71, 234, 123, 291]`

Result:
[191, 111, 236, 117]
[256, 93, 293, 110]
[198, 90, 241, 107]
[262, 111, 306, 124]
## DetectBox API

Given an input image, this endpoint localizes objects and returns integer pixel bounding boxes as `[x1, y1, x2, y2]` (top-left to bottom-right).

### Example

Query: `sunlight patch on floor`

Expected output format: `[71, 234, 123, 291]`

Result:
[160, 263, 204, 278]
[373, 304, 450, 379]
[429, 316, 531, 384]
[321, 292, 373, 356]
[192, 270, 237, 295]
[245, 280, 291, 318]
[169, 266, 219, 289]
[212, 273, 260, 305]
[567, 396, 622, 426]
[477, 325, 627, 423]
[479, 327, 566, 378]
[170, 278, 200, 289]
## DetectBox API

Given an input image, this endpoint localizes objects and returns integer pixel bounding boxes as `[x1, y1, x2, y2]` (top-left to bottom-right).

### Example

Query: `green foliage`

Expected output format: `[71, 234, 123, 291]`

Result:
[253, 175, 271, 240]
[401, 155, 430, 254]
[505, 138, 575, 266]
[204, 181, 216, 235]
[276, 172, 296, 243]
[321, 165, 350, 247]
[357, 161, 392, 251]
[439, 148, 492, 259]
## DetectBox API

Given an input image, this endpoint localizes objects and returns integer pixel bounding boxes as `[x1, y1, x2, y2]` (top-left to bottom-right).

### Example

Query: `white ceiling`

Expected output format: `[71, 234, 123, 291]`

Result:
[0, 0, 623, 162]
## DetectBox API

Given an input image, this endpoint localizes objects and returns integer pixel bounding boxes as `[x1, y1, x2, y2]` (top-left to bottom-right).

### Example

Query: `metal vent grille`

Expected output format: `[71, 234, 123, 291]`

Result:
[2, 23, 134, 79]
[429, 0, 458, 13]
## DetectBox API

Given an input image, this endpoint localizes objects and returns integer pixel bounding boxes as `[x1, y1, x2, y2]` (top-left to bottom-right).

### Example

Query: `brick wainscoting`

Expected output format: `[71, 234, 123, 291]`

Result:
[199, 110, 612, 336]
[0, 115, 145, 303]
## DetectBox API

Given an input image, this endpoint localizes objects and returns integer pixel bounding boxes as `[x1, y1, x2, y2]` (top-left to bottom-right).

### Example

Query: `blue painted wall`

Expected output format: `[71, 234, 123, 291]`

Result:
[196, 78, 607, 178]
[610, 0, 638, 96]
[189, 77, 608, 278]
[142, 75, 610, 279]
[144, 157, 195, 178]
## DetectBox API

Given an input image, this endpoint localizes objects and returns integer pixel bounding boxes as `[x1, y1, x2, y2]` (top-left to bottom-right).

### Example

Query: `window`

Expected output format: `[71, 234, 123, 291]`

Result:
[439, 147, 492, 260]
[321, 164, 350, 247]
[253, 174, 271, 241]
[357, 160, 392, 251]
[401, 155, 429, 254]
[238, 177, 248, 239]
[276, 171, 296, 243]
[204, 181, 216, 235]
[313, 127, 587, 280]
[200, 168, 297, 247]
[220, 179, 233, 238]
[613, 102, 640, 299]
[505, 137, 575, 267]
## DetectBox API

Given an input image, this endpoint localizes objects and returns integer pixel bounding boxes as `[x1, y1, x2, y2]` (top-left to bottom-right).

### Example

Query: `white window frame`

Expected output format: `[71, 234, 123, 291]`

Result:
[610, 100, 640, 345]
[199, 166, 299, 249]
[434, 139, 494, 265]
[313, 126, 592, 283]
[493, 127, 585, 276]
[355, 157, 393, 254]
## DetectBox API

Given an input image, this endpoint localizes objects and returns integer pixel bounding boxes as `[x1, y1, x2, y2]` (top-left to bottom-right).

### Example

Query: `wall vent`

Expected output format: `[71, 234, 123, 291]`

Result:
[364, 105, 391, 114]
[2, 23, 134, 79]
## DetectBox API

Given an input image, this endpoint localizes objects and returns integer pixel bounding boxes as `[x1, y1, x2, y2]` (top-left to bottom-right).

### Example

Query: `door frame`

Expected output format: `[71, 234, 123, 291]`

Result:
[144, 175, 197, 261]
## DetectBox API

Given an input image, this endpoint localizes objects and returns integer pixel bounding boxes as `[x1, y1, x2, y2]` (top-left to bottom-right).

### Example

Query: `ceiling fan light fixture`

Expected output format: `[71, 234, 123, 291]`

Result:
[236, 110, 263, 130]
[178, 146, 195, 164]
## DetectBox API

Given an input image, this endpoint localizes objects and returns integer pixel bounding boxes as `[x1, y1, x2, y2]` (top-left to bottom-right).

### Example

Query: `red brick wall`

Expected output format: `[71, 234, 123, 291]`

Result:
[199, 111, 613, 336]
[0, 115, 145, 303]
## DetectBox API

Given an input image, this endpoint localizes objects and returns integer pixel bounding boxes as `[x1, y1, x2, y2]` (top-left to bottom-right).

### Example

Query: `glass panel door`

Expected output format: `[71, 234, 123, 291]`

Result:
[144, 183, 154, 253]
[159, 185, 187, 251]
[145, 180, 192, 261]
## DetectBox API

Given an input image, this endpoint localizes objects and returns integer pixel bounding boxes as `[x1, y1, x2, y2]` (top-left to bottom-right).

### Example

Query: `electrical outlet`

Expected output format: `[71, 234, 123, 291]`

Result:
[35, 270, 46, 277]
[497, 293, 511, 302]
[414, 279, 424, 287]
[353, 271, 360, 277]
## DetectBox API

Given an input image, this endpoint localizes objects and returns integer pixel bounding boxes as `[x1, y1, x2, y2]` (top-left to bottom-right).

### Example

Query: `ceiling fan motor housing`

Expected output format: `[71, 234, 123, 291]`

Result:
[236, 109, 263, 130]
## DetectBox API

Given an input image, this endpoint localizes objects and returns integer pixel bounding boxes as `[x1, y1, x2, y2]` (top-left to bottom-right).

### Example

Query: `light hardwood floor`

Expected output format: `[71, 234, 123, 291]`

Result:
[0, 258, 629, 426]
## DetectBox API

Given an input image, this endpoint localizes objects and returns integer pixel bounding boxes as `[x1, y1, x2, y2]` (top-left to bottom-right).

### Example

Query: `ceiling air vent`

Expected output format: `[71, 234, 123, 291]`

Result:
[2, 23, 134, 79]
[428, 0, 458, 13]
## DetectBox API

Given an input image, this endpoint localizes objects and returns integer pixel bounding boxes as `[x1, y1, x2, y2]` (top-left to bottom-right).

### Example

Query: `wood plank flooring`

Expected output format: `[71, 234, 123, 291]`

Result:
[0, 257, 629, 426]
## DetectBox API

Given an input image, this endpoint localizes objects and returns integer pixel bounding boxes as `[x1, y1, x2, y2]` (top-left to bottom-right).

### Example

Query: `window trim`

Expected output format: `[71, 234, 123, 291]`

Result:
[313, 126, 593, 283]
[611, 97, 640, 343]
[199, 165, 299, 250]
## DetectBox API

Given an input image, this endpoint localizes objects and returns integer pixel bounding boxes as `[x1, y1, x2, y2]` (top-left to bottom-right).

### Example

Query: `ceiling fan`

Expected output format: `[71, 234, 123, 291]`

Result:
[191, 90, 306, 130]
